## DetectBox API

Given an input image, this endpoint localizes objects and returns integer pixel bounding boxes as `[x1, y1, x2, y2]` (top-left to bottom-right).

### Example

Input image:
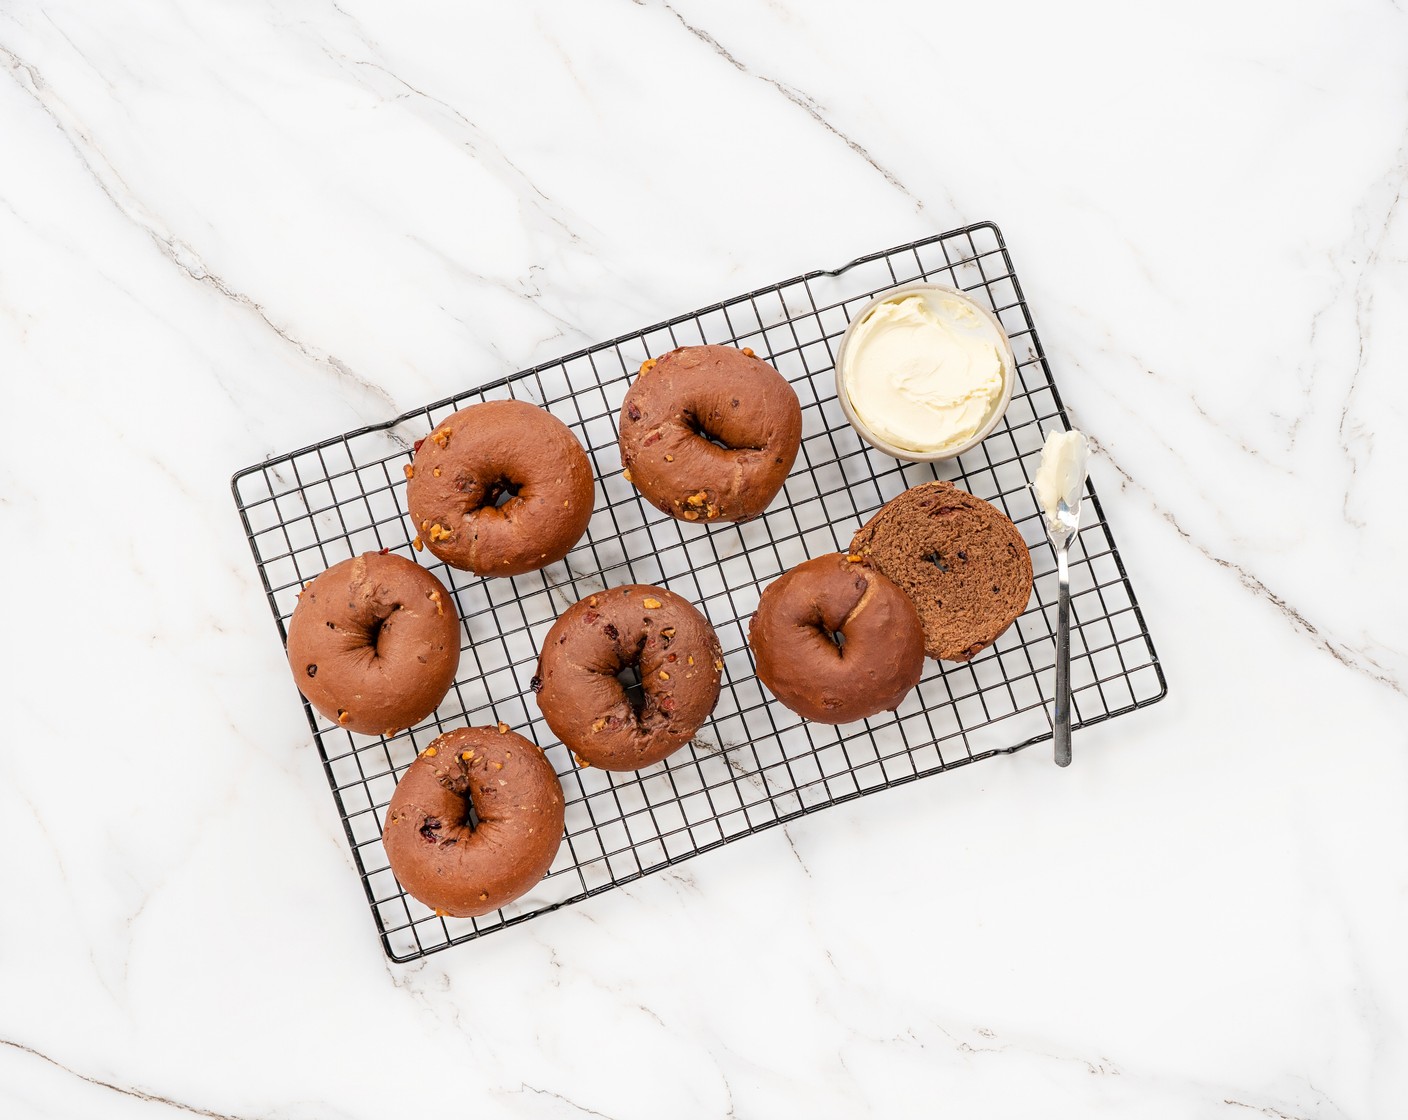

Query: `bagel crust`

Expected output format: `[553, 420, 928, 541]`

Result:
[748, 553, 925, 723]
[406, 399, 594, 576]
[383, 727, 565, 918]
[619, 345, 802, 524]
[286, 552, 460, 736]
[533, 584, 723, 771]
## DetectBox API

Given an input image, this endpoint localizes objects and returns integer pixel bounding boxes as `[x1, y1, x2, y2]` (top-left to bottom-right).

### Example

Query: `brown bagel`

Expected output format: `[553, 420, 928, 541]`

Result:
[748, 553, 925, 724]
[618, 345, 802, 523]
[533, 584, 723, 771]
[286, 552, 460, 736]
[406, 399, 594, 576]
[850, 481, 1034, 662]
[382, 727, 565, 917]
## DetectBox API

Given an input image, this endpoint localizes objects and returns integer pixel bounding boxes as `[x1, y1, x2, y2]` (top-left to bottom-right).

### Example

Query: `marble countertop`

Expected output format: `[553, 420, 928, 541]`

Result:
[3, 1, 1405, 1117]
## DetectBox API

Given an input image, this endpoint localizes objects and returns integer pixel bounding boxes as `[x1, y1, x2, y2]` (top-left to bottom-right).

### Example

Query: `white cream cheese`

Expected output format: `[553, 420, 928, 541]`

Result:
[841, 292, 1008, 454]
[1033, 429, 1090, 526]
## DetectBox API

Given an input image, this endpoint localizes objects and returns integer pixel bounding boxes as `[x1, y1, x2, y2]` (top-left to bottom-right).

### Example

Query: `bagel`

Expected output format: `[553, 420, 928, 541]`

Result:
[748, 553, 925, 723]
[406, 399, 594, 576]
[618, 345, 802, 524]
[533, 584, 723, 771]
[850, 481, 1034, 661]
[286, 551, 459, 736]
[382, 726, 565, 918]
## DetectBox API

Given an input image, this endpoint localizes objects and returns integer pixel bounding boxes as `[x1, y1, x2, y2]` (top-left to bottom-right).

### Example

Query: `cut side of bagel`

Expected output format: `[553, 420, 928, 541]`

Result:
[849, 481, 1034, 662]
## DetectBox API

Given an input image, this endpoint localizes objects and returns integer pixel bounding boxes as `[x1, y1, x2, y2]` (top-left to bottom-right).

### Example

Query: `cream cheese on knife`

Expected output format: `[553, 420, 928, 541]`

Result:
[1034, 429, 1090, 527]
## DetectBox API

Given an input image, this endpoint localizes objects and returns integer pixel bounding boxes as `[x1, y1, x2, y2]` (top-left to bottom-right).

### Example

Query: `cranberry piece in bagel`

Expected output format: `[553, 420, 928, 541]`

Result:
[619, 345, 802, 524]
[748, 553, 924, 724]
[383, 727, 565, 918]
[406, 399, 594, 576]
[286, 552, 460, 736]
[534, 584, 723, 771]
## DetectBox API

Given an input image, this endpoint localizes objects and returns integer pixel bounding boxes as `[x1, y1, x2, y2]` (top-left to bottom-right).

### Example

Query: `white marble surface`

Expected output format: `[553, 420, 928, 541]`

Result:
[3, 1, 1406, 1116]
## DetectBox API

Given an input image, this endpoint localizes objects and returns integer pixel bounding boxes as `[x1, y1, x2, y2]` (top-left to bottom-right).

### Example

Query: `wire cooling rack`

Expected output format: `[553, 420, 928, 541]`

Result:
[233, 222, 1166, 961]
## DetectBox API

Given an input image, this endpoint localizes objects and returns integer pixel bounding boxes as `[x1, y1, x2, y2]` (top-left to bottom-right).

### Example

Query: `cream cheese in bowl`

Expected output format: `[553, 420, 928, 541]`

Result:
[836, 284, 1015, 461]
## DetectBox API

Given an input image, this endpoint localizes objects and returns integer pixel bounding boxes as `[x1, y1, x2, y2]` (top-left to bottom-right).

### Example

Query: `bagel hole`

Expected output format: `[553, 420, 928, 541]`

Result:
[685, 410, 750, 453]
[820, 626, 847, 655]
[362, 604, 403, 654]
[616, 663, 648, 715]
[923, 551, 949, 574]
[364, 615, 387, 651]
[484, 478, 522, 510]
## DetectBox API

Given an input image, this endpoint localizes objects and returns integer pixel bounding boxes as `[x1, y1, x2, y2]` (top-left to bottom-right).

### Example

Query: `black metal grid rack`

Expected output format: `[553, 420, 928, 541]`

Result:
[232, 222, 1166, 962]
